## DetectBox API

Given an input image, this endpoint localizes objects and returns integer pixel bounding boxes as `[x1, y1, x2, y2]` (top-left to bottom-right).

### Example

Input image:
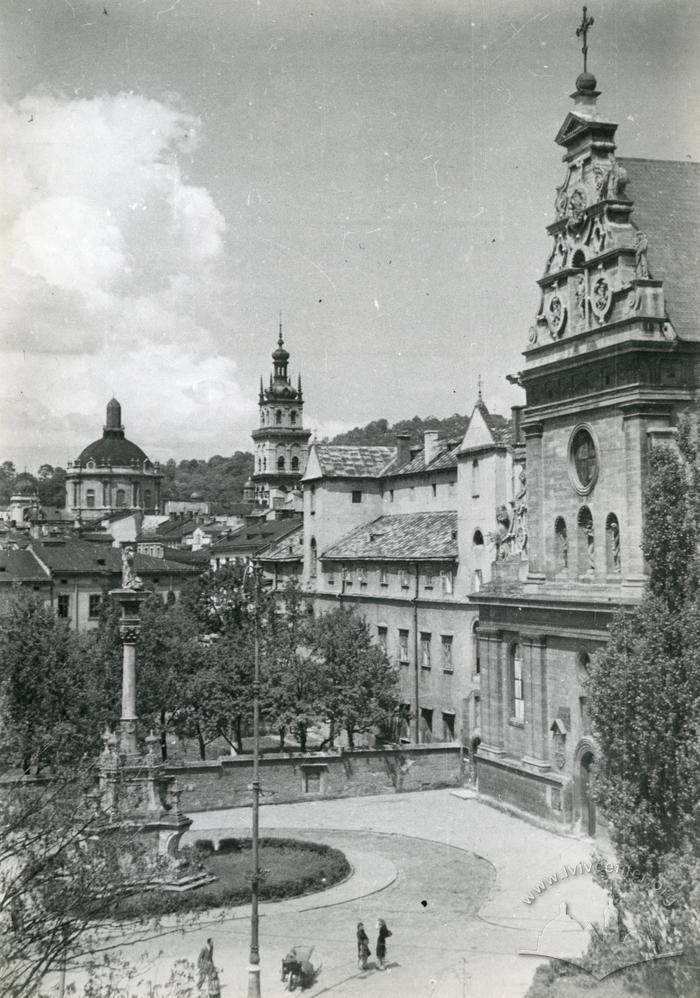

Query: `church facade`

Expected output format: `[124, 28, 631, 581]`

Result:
[471, 66, 700, 832]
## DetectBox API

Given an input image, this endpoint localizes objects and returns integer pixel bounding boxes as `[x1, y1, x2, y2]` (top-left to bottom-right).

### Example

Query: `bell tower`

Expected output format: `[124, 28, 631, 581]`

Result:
[250, 320, 311, 507]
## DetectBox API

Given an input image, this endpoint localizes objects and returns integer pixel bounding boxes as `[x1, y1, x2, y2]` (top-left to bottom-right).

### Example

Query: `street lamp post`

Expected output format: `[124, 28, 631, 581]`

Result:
[246, 559, 262, 998]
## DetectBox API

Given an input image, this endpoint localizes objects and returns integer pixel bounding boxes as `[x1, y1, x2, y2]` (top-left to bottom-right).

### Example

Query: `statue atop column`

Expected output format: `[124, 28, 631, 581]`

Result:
[121, 545, 143, 590]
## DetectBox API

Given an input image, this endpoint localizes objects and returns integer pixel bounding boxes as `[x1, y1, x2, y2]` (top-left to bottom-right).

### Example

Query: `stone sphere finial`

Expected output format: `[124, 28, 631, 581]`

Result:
[575, 71, 597, 93]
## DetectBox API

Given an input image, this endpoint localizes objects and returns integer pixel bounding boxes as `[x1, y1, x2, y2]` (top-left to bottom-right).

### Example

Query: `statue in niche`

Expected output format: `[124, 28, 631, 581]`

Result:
[121, 545, 143, 591]
[512, 468, 528, 556]
[586, 523, 595, 571]
[490, 504, 513, 560]
[610, 520, 621, 572]
[635, 231, 650, 279]
[567, 187, 588, 230]
[574, 274, 586, 319]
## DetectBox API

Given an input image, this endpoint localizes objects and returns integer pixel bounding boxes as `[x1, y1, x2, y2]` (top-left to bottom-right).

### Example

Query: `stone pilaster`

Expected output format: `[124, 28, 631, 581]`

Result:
[524, 423, 546, 583]
[521, 634, 550, 769]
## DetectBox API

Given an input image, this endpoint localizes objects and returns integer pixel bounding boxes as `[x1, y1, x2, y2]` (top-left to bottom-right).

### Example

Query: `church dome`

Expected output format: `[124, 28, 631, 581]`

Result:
[76, 398, 150, 467]
[77, 435, 149, 467]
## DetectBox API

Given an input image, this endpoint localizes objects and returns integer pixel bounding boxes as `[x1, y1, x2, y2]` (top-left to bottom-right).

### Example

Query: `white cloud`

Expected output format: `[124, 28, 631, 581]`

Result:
[0, 91, 243, 467]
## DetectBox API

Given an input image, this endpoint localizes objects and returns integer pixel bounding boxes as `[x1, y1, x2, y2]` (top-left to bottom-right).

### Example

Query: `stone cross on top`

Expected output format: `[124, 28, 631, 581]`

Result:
[576, 6, 595, 74]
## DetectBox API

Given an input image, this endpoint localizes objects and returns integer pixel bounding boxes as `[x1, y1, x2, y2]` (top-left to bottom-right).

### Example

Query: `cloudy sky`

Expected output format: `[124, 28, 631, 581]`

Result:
[1, 0, 698, 469]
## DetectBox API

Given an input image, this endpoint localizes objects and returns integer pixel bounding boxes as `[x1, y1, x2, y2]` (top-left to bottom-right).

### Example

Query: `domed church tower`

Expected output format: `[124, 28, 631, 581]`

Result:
[251, 321, 311, 506]
[65, 398, 162, 522]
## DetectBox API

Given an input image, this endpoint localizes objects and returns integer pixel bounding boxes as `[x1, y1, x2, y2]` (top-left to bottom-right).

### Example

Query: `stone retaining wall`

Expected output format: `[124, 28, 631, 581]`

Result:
[166, 743, 465, 812]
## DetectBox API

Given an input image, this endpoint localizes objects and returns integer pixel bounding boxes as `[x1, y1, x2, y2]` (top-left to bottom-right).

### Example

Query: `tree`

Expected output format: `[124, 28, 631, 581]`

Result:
[0, 764, 158, 998]
[0, 590, 104, 773]
[263, 580, 322, 752]
[311, 606, 400, 749]
[588, 439, 700, 875]
[583, 428, 700, 996]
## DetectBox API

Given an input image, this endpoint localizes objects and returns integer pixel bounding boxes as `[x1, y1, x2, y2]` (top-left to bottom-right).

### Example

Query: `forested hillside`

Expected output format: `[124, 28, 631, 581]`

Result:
[326, 413, 470, 447]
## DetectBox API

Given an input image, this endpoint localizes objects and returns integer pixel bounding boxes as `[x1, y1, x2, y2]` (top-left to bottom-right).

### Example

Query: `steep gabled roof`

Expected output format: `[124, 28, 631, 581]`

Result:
[460, 400, 512, 453]
[321, 511, 458, 562]
[621, 158, 700, 342]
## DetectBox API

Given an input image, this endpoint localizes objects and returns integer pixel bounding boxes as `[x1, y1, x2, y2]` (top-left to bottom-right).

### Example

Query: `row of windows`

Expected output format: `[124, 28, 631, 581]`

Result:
[554, 508, 621, 575]
[309, 548, 455, 595]
[75, 485, 154, 509]
[256, 455, 301, 473]
[377, 626, 455, 672]
[261, 409, 299, 426]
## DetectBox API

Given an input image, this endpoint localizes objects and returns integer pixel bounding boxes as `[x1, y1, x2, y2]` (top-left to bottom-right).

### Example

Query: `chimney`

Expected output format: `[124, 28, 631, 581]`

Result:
[423, 430, 439, 465]
[511, 406, 525, 446]
[395, 432, 411, 466]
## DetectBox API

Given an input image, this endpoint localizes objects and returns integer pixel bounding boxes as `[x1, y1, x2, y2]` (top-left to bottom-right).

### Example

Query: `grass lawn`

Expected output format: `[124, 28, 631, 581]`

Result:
[113, 837, 350, 920]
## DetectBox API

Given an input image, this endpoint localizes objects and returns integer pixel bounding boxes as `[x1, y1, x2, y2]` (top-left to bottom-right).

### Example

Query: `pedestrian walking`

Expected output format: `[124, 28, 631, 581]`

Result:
[356, 922, 371, 970]
[197, 937, 221, 998]
[375, 918, 392, 970]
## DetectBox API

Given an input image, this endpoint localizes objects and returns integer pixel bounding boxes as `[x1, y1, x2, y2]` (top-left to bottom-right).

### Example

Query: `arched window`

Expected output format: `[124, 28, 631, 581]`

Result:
[605, 513, 621, 573]
[86, 489, 95, 509]
[471, 459, 480, 498]
[277, 455, 286, 471]
[144, 489, 152, 509]
[577, 506, 594, 575]
[275, 410, 282, 425]
[115, 488, 126, 508]
[511, 643, 524, 722]
[554, 517, 568, 574]
[290, 410, 297, 425]
[310, 537, 318, 578]
[473, 529, 484, 546]
[572, 249, 585, 268]
[291, 456, 299, 471]
[102, 481, 109, 505]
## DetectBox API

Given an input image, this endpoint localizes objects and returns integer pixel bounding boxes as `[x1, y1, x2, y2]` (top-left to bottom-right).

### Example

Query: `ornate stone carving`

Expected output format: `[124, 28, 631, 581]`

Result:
[608, 158, 628, 199]
[119, 625, 140, 644]
[547, 294, 567, 338]
[566, 185, 588, 231]
[590, 274, 612, 322]
[589, 219, 607, 255]
[555, 189, 569, 221]
[625, 287, 640, 316]
[635, 231, 650, 279]
[528, 325, 538, 345]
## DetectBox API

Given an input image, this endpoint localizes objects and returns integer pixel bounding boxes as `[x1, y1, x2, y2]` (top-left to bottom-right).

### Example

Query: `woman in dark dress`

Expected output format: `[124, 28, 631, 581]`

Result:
[375, 918, 392, 970]
[356, 922, 370, 970]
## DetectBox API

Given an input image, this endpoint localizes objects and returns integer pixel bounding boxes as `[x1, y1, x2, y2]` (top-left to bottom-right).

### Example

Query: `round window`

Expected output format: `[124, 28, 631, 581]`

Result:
[569, 426, 598, 494]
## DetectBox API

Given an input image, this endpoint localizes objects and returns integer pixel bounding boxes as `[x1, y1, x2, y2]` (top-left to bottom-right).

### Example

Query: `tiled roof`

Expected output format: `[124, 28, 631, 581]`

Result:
[29, 540, 197, 576]
[211, 517, 302, 556]
[476, 401, 512, 445]
[321, 511, 458, 562]
[258, 523, 304, 562]
[622, 158, 700, 342]
[313, 445, 397, 478]
[0, 549, 49, 583]
[383, 441, 460, 477]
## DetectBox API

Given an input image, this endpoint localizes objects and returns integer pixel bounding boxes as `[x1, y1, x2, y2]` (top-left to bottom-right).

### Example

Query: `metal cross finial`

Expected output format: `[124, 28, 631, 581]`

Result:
[576, 6, 595, 74]
[477, 374, 483, 403]
[278, 311, 283, 346]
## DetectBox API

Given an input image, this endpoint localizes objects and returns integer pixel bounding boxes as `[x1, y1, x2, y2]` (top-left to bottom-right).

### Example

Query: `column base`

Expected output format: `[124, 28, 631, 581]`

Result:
[246, 964, 261, 998]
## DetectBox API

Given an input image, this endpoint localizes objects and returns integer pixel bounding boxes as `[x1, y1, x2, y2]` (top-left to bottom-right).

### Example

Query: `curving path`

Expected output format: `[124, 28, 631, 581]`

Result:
[62, 789, 607, 997]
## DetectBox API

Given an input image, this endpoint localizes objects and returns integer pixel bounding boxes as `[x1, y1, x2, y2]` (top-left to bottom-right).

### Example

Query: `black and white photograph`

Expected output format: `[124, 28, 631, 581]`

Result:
[1, 1, 699, 996]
